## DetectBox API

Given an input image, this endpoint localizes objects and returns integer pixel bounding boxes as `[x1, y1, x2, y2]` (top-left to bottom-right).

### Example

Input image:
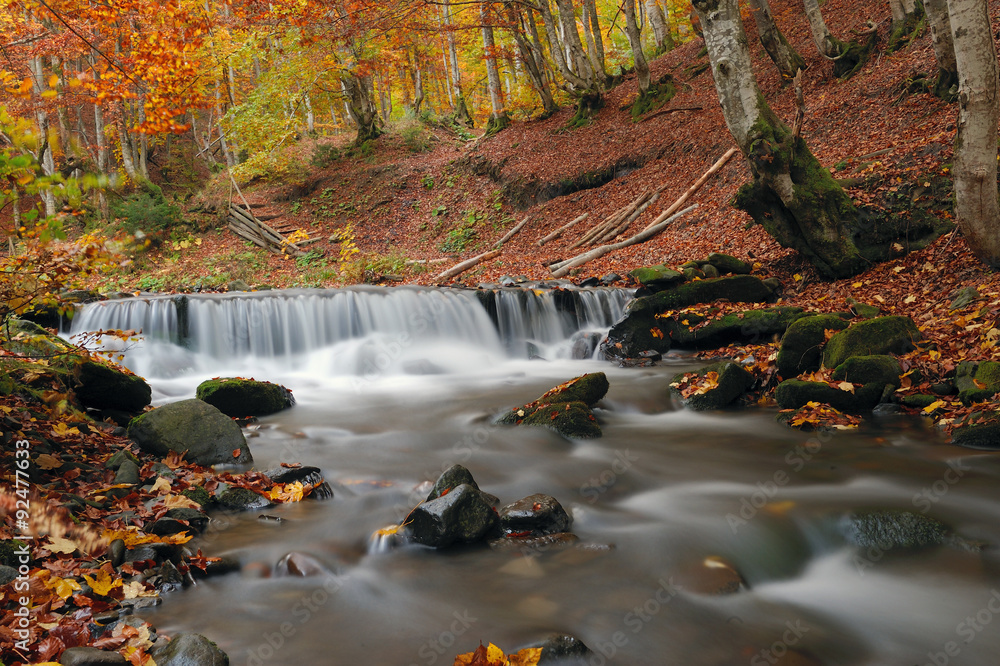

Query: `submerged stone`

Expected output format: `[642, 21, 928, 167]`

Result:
[499, 494, 572, 536]
[838, 509, 982, 551]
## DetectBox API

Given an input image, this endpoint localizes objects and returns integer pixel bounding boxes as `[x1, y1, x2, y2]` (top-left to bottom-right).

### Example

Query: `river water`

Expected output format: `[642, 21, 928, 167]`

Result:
[69, 287, 1000, 666]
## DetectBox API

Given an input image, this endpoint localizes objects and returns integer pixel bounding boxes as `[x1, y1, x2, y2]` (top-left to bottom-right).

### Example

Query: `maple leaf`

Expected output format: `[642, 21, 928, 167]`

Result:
[44, 574, 82, 600]
[51, 421, 80, 437]
[83, 568, 123, 597]
[35, 453, 63, 470]
[268, 481, 306, 503]
[46, 535, 79, 554]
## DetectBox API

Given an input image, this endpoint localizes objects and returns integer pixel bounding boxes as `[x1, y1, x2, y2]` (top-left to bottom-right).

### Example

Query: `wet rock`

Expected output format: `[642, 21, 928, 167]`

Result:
[113, 460, 141, 485]
[600, 272, 621, 285]
[427, 464, 482, 501]
[776, 314, 851, 378]
[900, 394, 938, 410]
[666, 307, 805, 350]
[534, 633, 594, 665]
[275, 552, 330, 577]
[676, 555, 747, 595]
[951, 422, 1000, 450]
[125, 542, 181, 565]
[200, 555, 241, 578]
[949, 286, 981, 311]
[496, 374, 608, 439]
[576, 276, 600, 288]
[263, 465, 333, 500]
[406, 484, 499, 548]
[128, 399, 252, 466]
[149, 632, 229, 666]
[671, 361, 753, 411]
[488, 532, 580, 552]
[955, 361, 1000, 405]
[629, 264, 685, 292]
[822, 316, 921, 369]
[227, 279, 250, 292]
[108, 539, 126, 567]
[149, 517, 195, 537]
[165, 508, 210, 533]
[839, 509, 983, 551]
[832, 355, 903, 388]
[104, 449, 140, 470]
[775, 380, 884, 414]
[195, 377, 294, 417]
[499, 494, 572, 536]
[75, 360, 152, 413]
[706, 252, 752, 275]
[217, 487, 272, 511]
[151, 560, 184, 593]
[534, 372, 609, 407]
[59, 646, 128, 665]
[181, 485, 212, 507]
[569, 331, 602, 360]
[0, 565, 17, 586]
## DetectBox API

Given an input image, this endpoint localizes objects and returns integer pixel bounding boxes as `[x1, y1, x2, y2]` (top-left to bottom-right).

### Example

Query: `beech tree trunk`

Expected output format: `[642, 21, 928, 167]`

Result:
[693, 0, 868, 278]
[443, 0, 473, 126]
[802, 0, 841, 59]
[947, 0, 1000, 267]
[343, 74, 383, 145]
[581, 0, 608, 85]
[554, 0, 598, 90]
[622, 0, 650, 95]
[645, 0, 675, 53]
[538, 0, 591, 91]
[505, 3, 558, 116]
[482, 3, 509, 132]
[888, 0, 925, 51]
[748, 0, 806, 81]
[924, 0, 959, 100]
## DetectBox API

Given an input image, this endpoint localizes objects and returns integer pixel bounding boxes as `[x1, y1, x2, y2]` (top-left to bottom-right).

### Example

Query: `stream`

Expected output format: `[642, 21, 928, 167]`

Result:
[68, 286, 1000, 666]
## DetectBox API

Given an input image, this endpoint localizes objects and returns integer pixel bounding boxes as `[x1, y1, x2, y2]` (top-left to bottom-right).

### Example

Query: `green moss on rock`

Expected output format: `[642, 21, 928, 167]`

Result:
[517, 401, 602, 439]
[128, 398, 252, 466]
[496, 373, 607, 438]
[195, 378, 294, 417]
[832, 355, 903, 388]
[75, 360, 152, 412]
[775, 380, 883, 413]
[901, 394, 939, 409]
[629, 265, 684, 292]
[706, 253, 752, 275]
[952, 422, 1000, 450]
[822, 316, 921, 369]
[667, 307, 805, 349]
[776, 314, 851, 378]
[671, 361, 753, 411]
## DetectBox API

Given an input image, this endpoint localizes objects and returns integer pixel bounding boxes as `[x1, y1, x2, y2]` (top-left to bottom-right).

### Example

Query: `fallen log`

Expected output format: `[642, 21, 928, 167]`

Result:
[495, 215, 530, 248]
[537, 213, 588, 247]
[595, 191, 661, 245]
[434, 248, 502, 282]
[548, 204, 698, 278]
[571, 190, 652, 249]
[639, 106, 704, 123]
[641, 147, 738, 232]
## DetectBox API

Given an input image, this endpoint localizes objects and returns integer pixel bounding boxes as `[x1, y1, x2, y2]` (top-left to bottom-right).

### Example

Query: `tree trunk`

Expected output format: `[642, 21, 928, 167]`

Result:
[554, 0, 597, 90]
[925, 0, 959, 101]
[801, 0, 874, 78]
[505, 2, 558, 116]
[94, 101, 109, 220]
[802, 0, 841, 58]
[482, 3, 509, 132]
[693, 0, 868, 278]
[748, 0, 806, 81]
[538, 0, 590, 91]
[622, 0, 650, 95]
[581, 0, 608, 85]
[29, 55, 57, 217]
[443, 0, 473, 126]
[644, 0, 675, 53]
[343, 74, 383, 145]
[948, 0, 1000, 267]
[888, 0, 925, 51]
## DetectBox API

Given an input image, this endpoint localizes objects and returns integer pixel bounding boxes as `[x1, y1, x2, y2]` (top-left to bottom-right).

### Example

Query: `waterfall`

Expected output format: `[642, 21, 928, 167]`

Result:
[66, 286, 632, 380]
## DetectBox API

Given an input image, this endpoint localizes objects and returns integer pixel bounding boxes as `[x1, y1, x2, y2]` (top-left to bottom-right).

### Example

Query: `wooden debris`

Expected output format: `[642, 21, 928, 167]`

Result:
[537, 213, 589, 247]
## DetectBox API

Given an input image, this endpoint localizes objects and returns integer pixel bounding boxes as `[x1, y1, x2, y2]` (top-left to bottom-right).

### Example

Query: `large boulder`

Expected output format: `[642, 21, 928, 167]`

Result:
[195, 378, 293, 417]
[75, 360, 152, 413]
[532, 372, 609, 406]
[670, 361, 753, 411]
[822, 316, 921, 369]
[776, 314, 851, 378]
[775, 380, 884, 414]
[603, 276, 777, 358]
[705, 252, 752, 275]
[664, 307, 805, 349]
[406, 484, 499, 548]
[149, 633, 229, 666]
[831, 355, 903, 389]
[629, 265, 685, 292]
[128, 399, 252, 466]
[954, 361, 1000, 405]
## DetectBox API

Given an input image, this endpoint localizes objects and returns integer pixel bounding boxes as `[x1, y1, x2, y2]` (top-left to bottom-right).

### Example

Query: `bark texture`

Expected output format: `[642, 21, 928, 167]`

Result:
[925, 0, 959, 100]
[748, 0, 806, 81]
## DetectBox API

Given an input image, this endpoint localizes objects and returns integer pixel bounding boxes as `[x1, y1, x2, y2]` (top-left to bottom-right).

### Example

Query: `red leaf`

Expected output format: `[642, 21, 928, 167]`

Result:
[232, 448, 241, 458]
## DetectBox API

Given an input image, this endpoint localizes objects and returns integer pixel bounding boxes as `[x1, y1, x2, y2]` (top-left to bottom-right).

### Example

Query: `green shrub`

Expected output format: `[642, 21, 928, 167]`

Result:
[111, 192, 183, 233]
[311, 144, 341, 169]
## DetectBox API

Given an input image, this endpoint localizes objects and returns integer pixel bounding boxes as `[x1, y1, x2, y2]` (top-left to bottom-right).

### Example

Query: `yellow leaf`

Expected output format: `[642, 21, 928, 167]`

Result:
[268, 481, 305, 503]
[48, 74, 59, 87]
[904, 295, 916, 304]
[47, 536, 79, 554]
[852, 282, 863, 288]
[163, 494, 201, 509]
[837, 381, 856, 394]
[874, 295, 885, 303]
[83, 569, 123, 597]
[509, 647, 543, 666]
[487, 644, 506, 663]
[51, 422, 80, 437]
[35, 453, 63, 470]
[45, 575, 82, 600]
[923, 400, 946, 414]
[793, 273, 803, 282]
[150, 477, 172, 495]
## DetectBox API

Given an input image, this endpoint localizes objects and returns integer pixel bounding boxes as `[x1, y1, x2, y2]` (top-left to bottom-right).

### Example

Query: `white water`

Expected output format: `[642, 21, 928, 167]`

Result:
[66, 287, 1000, 665]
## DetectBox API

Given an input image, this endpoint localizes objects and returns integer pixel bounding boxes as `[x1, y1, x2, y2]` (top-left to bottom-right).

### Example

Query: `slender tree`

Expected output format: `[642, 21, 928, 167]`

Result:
[747, 0, 806, 82]
[924, 0, 959, 101]
[622, 0, 650, 95]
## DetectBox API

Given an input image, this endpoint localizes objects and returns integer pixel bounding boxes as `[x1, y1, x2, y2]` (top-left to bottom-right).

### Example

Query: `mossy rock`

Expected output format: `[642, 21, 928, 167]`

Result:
[515, 401, 602, 439]
[951, 422, 1000, 450]
[671, 361, 753, 411]
[846, 297, 881, 319]
[666, 307, 805, 349]
[195, 378, 294, 417]
[776, 314, 851, 378]
[705, 253, 752, 275]
[75, 360, 152, 413]
[629, 265, 684, 292]
[832, 355, 902, 389]
[534, 372, 609, 406]
[1, 318, 76, 356]
[840, 510, 950, 550]
[955, 361, 1000, 405]
[822, 316, 921, 368]
[900, 394, 939, 409]
[775, 380, 884, 414]
[603, 276, 776, 359]
[128, 399, 252, 466]
[181, 486, 212, 506]
[217, 487, 272, 511]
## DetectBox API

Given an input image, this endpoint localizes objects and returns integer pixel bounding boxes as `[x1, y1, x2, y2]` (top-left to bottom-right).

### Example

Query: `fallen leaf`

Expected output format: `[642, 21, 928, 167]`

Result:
[83, 568, 123, 597]
[47, 535, 79, 554]
[35, 453, 63, 470]
[836, 381, 856, 394]
[149, 477, 172, 495]
[163, 494, 201, 510]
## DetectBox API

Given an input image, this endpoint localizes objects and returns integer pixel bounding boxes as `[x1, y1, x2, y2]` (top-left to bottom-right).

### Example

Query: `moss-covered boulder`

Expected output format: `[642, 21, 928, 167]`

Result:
[195, 377, 293, 417]
[128, 399, 252, 466]
[149, 633, 230, 666]
[603, 276, 777, 359]
[496, 374, 607, 439]
[705, 253, 752, 275]
[832, 355, 903, 389]
[670, 361, 753, 411]
[901, 394, 939, 409]
[629, 265, 685, 292]
[666, 307, 805, 349]
[822, 316, 921, 369]
[951, 422, 1000, 450]
[776, 314, 851, 378]
[954, 361, 1000, 405]
[533, 372, 609, 406]
[2, 317, 75, 356]
[775, 380, 884, 413]
[75, 360, 152, 413]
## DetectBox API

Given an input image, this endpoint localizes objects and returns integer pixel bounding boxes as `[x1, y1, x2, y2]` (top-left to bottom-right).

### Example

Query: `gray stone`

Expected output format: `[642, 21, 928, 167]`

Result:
[499, 494, 572, 536]
[164, 508, 210, 533]
[108, 539, 126, 567]
[113, 460, 140, 485]
[0, 565, 17, 586]
[75, 361, 151, 413]
[427, 464, 481, 501]
[217, 487, 272, 511]
[407, 484, 498, 548]
[59, 646, 128, 665]
[534, 634, 594, 666]
[949, 286, 981, 311]
[227, 280, 250, 292]
[128, 399, 252, 466]
[149, 633, 229, 666]
[840, 510, 951, 550]
[105, 449, 140, 470]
